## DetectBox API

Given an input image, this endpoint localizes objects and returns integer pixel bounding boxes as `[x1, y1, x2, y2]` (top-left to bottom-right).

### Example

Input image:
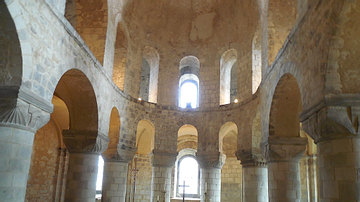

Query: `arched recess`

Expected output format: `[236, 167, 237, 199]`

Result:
[54, 69, 98, 131]
[140, 46, 160, 103]
[175, 125, 199, 199]
[64, 0, 108, 64]
[220, 49, 238, 105]
[269, 73, 302, 137]
[252, 28, 262, 94]
[102, 107, 121, 159]
[127, 119, 155, 201]
[218, 122, 241, 202]
[179, 56, 200, 108]
[112, 22, 128, 91]
[219, 122, 238, 156]
[0, 2, 22, 86]
[177, 124, 198, 152]
[267, 0, 297, 65]
[26, 95, 69, 201]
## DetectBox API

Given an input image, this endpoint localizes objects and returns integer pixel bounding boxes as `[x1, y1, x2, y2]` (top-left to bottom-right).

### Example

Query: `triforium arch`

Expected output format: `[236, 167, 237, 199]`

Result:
[112, 21, 129, 91]
[140, 46, 160, 103]
[219, 49, 238, 105]
[263, 73, 307, 202]
[64, 0, 108, 64]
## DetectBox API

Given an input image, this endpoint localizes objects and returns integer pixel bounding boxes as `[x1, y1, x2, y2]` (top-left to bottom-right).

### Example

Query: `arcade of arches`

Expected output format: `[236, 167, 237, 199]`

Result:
[1, 0, 360, 202]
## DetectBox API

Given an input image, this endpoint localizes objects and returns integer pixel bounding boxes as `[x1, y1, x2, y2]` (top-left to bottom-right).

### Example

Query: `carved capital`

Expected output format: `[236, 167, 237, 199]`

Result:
[150, 149, 177, 167]
[261, 136, 307, 163]
[236, 148, 266, 167]
[197, 152, 226, 169]
[301, 101, 360, 143]
[102, 145, 137, 163]
[63, 130, 109, 154]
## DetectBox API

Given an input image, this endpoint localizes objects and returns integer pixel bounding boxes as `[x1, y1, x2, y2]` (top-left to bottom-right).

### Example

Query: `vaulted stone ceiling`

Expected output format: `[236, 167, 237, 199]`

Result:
[121, 0, 259, 54]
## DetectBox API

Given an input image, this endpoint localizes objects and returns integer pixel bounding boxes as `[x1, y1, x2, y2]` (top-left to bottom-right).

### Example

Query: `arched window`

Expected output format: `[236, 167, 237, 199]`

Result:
[176, 156, 200, 198]
[179, 56, 200, 108]
[139, 46, 159, 103]
[220, 49, 237, 105]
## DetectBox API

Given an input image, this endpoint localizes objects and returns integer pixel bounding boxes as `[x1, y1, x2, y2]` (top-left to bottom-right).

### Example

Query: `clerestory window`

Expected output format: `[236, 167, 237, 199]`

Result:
[178, 56, 200, 108]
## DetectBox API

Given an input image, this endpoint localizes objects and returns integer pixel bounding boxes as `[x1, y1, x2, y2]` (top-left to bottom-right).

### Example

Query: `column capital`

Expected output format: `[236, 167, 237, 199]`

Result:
[149, 149, 177, 167]
[301, 95, 360, 143]
[236, 148, 266, 167]
[102, 145, 137, 163]
[261, 136, 307, 163]
[197, 151, 226, 169]
[0, 86, 52, 132]
[62, 129, 109, 154]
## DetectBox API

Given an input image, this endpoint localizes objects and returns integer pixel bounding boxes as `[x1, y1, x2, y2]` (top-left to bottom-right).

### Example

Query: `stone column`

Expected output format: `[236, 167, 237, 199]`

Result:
[101, 146, 136, 202]
[63, 130, 109, 202]
[197, 152, 226, 202]
[0, 91, 51, 202]
[261, 136, 307, 202]
[150, 149, 177, 202]
[236, 148, 268, 202]
[301, 104, 360, 201]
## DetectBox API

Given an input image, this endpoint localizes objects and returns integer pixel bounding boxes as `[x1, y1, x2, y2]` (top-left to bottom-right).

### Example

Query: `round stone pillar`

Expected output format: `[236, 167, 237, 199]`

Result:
[0, 94, 51, 202]
[197, 152, 226, 202]
[261, 136, 307, 202]
[236, 148, 268, 202]
[101, 147, 136, 202]
[150, 150, 177, 202]
[63, 130, 109, 202]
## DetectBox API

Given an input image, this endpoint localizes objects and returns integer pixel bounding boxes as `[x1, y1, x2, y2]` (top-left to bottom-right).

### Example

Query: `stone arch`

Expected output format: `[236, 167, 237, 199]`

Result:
[26, 95, 69, 201]
[220, 49, 238, 105]
[102, 107, 121, 159]
[219, 122, 238, 155]
[267, 0, 297, 65]
[1, 1, 23, 87]
[64, 0, 108, 64]
[177, 124, 198, 152]
[54, 69, 98, 131]
[140, 46, 160, 103]
[269, 73, 302, 137]
[113, 21, 128, 91]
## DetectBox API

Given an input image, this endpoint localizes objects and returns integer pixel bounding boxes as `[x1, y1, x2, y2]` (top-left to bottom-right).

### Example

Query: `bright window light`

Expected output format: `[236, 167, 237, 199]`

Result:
[96, 156, 104, 191]
[178, 157, 199, 195]
[180, 82, 198, 108]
